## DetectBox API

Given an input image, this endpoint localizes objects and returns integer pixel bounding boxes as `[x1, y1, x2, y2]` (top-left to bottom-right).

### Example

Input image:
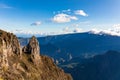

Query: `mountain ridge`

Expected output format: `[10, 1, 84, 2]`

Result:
[61, 50, 120, 80]
[0, 29, 72, 80]
[19, 32, 120, 64]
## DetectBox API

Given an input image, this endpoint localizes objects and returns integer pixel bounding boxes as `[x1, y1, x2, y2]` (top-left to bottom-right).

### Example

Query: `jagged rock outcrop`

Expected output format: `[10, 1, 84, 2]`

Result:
[0, 30, 21, 75]
[0, 29, 72, 80]
[0, 30, 21, 55]
[22, 36, 41, 65]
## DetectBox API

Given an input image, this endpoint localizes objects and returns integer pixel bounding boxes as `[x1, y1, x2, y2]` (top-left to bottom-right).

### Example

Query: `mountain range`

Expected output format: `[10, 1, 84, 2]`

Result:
[19, 32, 120, 63]
[18, 31, 120, 80]
[61, 50, 120, 80]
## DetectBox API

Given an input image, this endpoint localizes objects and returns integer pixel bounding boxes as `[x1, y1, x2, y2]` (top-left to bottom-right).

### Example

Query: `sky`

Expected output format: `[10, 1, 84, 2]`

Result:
[0, 0, 120, 37]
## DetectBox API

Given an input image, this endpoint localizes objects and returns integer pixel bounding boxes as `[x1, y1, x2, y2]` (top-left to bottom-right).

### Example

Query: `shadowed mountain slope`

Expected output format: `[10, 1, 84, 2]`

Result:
[61, 50, 120, 80]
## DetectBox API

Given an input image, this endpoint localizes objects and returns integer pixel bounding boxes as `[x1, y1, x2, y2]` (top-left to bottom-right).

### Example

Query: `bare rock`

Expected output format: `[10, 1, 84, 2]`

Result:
[22, 36, 41, 65]
[0, 30, 21, 74]
[0, 30, 72, 80]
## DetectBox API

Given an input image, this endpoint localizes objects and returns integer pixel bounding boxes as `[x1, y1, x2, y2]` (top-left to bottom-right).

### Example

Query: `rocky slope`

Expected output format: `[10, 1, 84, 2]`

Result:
[0, 30, 72, 80]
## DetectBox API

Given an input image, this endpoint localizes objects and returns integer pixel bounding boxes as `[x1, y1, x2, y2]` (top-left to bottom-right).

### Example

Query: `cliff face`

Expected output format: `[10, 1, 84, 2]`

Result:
[22, 36, 41, 65]
[0, 30, 72, 80]
[0, 30, 21, 75]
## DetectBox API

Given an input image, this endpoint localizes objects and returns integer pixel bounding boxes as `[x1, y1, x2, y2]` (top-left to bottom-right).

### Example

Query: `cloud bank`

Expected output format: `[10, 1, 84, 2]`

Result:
[52, 9, 88, 23]
[89, 24, 120, 36]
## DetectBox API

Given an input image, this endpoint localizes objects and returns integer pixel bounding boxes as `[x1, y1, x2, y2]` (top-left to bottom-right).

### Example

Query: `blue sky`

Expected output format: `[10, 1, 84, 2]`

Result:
[0, 0, 120, 36]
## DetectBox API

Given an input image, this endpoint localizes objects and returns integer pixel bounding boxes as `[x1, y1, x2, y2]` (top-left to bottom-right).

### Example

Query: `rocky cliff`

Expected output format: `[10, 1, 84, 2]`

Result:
[22, 36, 41, 65]
[0, 30, 72, 80]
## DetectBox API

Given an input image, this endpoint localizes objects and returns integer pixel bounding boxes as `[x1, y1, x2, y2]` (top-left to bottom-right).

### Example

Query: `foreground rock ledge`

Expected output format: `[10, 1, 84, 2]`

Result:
[0, 30, 72, 80]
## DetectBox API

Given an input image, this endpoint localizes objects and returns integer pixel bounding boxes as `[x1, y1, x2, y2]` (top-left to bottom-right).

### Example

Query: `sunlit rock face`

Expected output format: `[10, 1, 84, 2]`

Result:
[0, 30, 21, 74]
[0, 29, 72, 80]
[22, 36, 41, 65]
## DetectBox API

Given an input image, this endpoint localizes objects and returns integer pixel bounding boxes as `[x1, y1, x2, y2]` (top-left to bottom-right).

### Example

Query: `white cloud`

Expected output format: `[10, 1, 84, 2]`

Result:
[89, 28, 101, 34]
[63, 27, 70, 32]
[73, 28, 83, 33]
[62, 9, 71, 13]
[74, 10, 88, 16]
[72, 23, 79, 27]
[52, 13, 78, 23]
[11, 29, 45, 37]
[31, 21, 42, 26]
[89, 24, 120, 36]
[0, 3, 12, 9]
[113, 24, 120, 29]
[54, 9, 71, 14]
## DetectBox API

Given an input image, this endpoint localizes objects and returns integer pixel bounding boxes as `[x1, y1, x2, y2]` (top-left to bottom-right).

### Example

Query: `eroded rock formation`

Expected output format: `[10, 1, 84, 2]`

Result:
[22, 36, 41, 65]
[0, 29, 72, 80]
[0, 30, 21, 75]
